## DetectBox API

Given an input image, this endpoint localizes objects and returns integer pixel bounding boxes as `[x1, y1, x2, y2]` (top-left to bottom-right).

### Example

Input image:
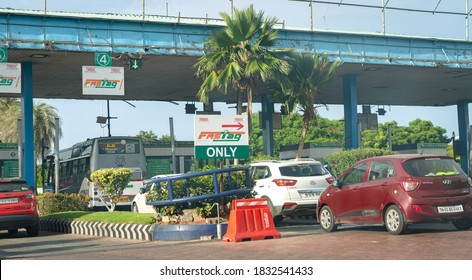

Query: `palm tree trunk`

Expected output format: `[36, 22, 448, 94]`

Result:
[297, 120, 309, 159]
[247, 88, 253, 135]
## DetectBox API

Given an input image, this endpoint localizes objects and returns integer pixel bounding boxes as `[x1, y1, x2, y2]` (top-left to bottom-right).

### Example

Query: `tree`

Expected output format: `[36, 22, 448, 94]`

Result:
[136, 130, 159, 143]
[0, 99, 62, 160]
[0, 98, 21, 141]
[249, 113, 344, 157]
[33, 102, 61, 160]
[90, 168, 133, 212]
[271, 53, 341, 158]
[194, 5, 291, 133]
[361, 119, 449, 149]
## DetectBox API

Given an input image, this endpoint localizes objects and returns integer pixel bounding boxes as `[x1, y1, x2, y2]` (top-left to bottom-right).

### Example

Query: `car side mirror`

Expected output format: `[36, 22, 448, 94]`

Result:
[139, 187, 145, 194]
[333, 180, 342, 188]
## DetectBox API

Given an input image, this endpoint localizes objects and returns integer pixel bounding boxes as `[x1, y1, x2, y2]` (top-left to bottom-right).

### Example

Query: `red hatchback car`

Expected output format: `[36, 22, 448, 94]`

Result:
[317, 154, 472, 235]
[0, 179, 40, 237]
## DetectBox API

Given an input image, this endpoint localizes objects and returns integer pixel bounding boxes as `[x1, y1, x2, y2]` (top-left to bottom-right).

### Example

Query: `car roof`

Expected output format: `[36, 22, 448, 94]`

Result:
[359, 154, 452, 163]
[0, 178, 28, 184]
[250, 158, 323, 165]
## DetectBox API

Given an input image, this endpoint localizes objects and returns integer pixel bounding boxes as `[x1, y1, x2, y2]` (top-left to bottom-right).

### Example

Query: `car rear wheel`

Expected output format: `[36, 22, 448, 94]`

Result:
[266, 198, 283, 226]
[384, 205, 406, 235]
[319, 206, 337, 232]
[26, 224, 39, 237]
[8, 229, 18, 234]
[132, 203, 139, 213]
[452, 217, 472, 230]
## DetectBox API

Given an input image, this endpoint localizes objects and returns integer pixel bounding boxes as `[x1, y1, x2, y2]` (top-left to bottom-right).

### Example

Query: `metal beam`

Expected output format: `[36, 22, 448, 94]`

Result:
[2, 10, 472, 69]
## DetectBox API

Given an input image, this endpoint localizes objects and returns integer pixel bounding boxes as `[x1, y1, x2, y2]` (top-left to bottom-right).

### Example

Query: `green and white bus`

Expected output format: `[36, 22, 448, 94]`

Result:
[53, 136, 147, 208]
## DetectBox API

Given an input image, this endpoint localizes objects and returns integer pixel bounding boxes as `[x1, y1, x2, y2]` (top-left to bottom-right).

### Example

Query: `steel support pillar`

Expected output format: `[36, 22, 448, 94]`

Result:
[261, 94, 274, 157]
[457, 100, 470, 174]
[343, 74, 359, 149]
[21, 62, 35, 190]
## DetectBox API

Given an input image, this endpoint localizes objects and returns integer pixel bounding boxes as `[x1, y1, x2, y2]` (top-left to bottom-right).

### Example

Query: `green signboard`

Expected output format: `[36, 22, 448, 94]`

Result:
[94, 52, 112, 66]
[146, 158, 172, 178]
[1, 160, 19, 178]
[0, 47, 7, 62]
[194, 146, 249, 159]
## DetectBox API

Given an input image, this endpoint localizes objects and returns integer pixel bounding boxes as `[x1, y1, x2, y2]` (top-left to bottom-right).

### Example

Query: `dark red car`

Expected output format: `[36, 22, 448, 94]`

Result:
[317, 154, 472, 235]
[0, 179, 40, 237]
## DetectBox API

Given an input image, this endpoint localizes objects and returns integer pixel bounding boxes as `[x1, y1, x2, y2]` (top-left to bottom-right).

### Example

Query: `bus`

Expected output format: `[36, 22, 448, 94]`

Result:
[51, 136, 147, 208]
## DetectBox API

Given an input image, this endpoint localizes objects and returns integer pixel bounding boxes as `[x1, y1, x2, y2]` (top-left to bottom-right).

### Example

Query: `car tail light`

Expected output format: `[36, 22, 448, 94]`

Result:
[273, 179, 297, 187]
[402, 180, 420, 191]
[325, 176, 334, 184]
[23, 193, 36, 201]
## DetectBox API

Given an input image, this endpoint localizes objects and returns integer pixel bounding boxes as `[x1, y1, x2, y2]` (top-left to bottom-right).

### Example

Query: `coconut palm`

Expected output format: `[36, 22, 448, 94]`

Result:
[0, 98, 62, 159]
[32, 102, 61, 159]
[275, 53, 342, 159]
[0, 98, 21, 141]
[194, 5, 291, 133]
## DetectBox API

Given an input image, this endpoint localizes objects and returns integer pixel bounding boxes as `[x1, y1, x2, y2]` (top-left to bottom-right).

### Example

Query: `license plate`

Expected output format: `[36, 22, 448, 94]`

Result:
[299, 191, 320, 199]
[438, 205, 463, 213]
[117, 197, 130, 202]
[0, 198, 19, 204]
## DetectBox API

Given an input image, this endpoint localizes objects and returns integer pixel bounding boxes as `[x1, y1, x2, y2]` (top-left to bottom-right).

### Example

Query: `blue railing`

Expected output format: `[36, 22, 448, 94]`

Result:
[146, 166, 252, 206]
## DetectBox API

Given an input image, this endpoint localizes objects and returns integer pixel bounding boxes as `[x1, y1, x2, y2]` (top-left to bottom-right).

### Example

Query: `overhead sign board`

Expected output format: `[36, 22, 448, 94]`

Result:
[82, 66, 125, 96]
[194, 115, 249, 159]
[95, 52, 112, 66]
[129, 58, 142, 70]
[0, 63, 21, 94]
[0, 47, 7, 62]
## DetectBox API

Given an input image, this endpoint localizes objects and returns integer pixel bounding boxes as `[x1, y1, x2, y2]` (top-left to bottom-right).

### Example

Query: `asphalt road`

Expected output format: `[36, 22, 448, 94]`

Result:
[1, 219, 471, 260]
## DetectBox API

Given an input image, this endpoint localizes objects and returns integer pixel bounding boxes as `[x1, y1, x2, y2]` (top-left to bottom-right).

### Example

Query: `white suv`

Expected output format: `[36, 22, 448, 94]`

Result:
[249, 159, 333, 224]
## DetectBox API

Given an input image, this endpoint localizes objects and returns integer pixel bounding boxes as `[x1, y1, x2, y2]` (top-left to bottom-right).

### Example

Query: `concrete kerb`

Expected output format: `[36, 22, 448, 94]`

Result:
[40, 218, 154, 241]
[39, 218, 227, 241]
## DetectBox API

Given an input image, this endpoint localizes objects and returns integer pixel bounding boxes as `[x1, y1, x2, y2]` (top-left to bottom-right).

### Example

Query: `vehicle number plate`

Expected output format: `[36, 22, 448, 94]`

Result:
[299, 191, 320, 199]
[0, 198, 19, 204]
[117, 197, 130, 202]
[437, 205, 463, 213]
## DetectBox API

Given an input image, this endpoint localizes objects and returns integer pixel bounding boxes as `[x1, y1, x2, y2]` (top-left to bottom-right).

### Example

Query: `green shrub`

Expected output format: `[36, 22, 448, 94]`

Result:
[90, 168, 133, 212]
[325, 148, 396, 177]
[40, 193, 90, 215]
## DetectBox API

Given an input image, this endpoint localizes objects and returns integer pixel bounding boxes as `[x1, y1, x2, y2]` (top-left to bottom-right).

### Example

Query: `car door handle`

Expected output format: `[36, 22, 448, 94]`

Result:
[381, 182, 389, 187]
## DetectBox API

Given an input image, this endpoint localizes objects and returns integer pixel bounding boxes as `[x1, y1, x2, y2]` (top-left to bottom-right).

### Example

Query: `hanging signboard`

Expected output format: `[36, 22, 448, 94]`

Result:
[194, 115, 249, 159]
[82, 66, 124, 96]
[0, 63, 21, 94]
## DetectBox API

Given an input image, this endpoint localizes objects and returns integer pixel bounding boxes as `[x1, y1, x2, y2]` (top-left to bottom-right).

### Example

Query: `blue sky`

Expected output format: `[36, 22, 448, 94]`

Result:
[2, 0, 471, 147]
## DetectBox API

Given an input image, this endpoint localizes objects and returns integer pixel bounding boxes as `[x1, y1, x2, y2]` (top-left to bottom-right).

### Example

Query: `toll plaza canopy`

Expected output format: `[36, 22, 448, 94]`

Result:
[0, 8, 472, 186]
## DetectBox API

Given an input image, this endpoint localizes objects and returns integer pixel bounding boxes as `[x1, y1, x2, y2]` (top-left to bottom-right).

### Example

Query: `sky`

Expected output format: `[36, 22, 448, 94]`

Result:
[2, 0, 472, 148]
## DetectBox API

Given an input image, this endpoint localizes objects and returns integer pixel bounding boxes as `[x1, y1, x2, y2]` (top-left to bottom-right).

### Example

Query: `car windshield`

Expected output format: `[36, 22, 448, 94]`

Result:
[279, 164, 329, 177]
[402, 158, 464, 177]
[0, 182, 31, 192]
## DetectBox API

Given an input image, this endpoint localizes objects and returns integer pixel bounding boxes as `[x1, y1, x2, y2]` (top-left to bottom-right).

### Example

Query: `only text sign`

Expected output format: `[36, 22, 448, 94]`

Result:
[194, 115, 249, 159]
[82, 66, 125, 96]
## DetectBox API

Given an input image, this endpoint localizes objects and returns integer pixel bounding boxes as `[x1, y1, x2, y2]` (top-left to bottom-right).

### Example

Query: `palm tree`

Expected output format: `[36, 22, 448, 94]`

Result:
[32, 102, 61, 160]
[194, 5, 291, 133]
[0, 98, 21, 142]
[275, 53, 342, 159]
[0, 98, 62, 159]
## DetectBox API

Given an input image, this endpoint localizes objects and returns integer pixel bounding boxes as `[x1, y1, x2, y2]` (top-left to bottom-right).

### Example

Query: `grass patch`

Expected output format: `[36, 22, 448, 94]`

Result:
[41, 211, 156, 225]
